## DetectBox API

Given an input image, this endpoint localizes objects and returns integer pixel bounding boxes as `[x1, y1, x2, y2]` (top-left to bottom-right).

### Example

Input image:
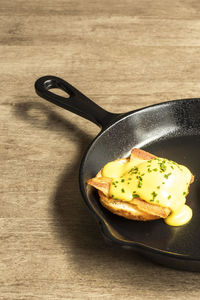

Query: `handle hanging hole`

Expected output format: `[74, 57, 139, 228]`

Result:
[49, 88, 70, 99]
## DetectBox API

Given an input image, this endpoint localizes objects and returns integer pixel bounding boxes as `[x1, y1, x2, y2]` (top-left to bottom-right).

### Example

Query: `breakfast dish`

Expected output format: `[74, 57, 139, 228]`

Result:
[87, 148, 194, 226]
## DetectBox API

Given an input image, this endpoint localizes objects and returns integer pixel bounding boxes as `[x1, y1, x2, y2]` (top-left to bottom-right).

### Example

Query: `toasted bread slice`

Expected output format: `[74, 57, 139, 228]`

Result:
[88, 176, 171, 219]
[98, 191, 160, 221]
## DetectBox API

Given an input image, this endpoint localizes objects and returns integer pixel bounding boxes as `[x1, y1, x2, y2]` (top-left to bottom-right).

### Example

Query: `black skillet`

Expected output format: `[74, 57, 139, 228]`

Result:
[35, 75, 200, 272]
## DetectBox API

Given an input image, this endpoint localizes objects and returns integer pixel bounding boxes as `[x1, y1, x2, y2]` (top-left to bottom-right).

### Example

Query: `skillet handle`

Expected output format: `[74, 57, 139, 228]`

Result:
[35, 75, 120, 129]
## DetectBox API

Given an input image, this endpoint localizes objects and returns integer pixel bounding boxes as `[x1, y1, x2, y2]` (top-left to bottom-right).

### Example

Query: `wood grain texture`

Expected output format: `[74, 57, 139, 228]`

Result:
[1, 0, 200, 299]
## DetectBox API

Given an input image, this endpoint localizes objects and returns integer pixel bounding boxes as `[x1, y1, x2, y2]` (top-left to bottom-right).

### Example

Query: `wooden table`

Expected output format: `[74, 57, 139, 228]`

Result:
[2, 1, 200, 299]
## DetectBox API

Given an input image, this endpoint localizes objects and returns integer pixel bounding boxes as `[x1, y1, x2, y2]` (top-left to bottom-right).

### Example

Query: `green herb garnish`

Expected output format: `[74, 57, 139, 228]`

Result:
[152, 191, 157, 198]
[138, 181, 142, 188]
[164, 172, 172, 179]
[128, 167, 138, 174]
[160, 162, 167, 172]
[132, 193, 139, 198]
[150, 191, 158, 202]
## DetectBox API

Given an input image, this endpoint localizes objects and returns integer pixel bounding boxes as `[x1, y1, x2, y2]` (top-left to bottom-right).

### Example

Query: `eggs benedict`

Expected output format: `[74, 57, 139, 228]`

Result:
[87, 148, 194, 226]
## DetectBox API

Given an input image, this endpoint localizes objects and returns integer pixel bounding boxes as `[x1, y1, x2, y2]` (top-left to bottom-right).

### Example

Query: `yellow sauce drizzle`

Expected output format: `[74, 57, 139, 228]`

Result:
[164, 204, 192, 226]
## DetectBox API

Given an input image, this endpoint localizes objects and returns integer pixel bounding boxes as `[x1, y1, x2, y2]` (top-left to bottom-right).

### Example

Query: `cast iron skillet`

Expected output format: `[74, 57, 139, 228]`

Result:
[35, 75, 200, 271]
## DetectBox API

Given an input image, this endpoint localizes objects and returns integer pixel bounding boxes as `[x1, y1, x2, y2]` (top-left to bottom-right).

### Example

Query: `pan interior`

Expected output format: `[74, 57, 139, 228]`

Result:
[81, 99, 200, 258]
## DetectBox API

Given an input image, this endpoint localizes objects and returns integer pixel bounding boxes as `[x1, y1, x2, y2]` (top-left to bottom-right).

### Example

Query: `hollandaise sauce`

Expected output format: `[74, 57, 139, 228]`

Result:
[102, 157, 193, 226]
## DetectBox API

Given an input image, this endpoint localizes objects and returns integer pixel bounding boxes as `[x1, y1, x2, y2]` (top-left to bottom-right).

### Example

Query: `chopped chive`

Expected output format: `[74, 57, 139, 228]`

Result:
[157, 186, 160, 189]
[152, 191, 158, 198]
[159, 162, 167, 172]
[149, 192, 158, 203]
[183, 192, 186, 195]
[121, 179, 125, 182]
[153, 168, 158, 172]
[128, 166, 138, 174]
[168, 195, 171, 199]
[112, 181, 118, 188]
[132, 193, 139, 198]
[164, 172, 172, 179]
[121, 188, 125, 193]
[138, 181, 142, 188]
